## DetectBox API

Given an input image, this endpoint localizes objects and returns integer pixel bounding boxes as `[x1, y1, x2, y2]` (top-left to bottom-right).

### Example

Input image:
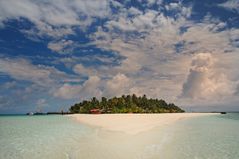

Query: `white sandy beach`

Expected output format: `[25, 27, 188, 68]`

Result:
[70, 113, 217, 135]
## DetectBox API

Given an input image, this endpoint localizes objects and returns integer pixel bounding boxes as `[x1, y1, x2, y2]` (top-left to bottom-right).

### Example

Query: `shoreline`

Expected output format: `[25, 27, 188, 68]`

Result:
[69, 113, 218, 135]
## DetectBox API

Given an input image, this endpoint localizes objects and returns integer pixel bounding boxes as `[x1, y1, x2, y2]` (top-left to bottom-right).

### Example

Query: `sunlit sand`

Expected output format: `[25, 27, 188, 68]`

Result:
[70, 113, 217, 135]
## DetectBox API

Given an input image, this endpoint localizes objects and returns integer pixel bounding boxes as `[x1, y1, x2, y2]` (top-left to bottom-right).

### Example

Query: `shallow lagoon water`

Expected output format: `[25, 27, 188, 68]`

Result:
[155, 114, 239, 159]
[0, 114, 239, 159]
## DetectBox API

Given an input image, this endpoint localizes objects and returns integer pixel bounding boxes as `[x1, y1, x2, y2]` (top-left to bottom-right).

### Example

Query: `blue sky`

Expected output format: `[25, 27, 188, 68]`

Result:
[0, 0, 239, 113]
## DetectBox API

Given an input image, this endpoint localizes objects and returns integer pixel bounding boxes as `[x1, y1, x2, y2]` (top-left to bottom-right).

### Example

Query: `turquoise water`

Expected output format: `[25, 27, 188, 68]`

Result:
[157, 113, 239, 159]
[0, 114, 239, 159]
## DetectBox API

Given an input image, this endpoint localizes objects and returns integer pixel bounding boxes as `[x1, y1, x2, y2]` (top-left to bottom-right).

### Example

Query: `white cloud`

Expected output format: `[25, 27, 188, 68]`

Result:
[110, 0, 123, 8]
[128, 7, 142, 16]
[0, 58, 52, 86]
[53, 84, 82, 99]
[1, 1, 239, 111]
[166, 2, 192, 18]
[54, 76, 101, 99]
[91, 3, 239, 109]
[181, 53, 236, 100]
[105, 9, 162, 33]
[218, 0, 239, 13]
[142, 0, 163, 7]
[0, 0, 111, 38]
[48, 40, 74, 53]
[73, 64, 97, 77]
[104, 73, 131, 96]
[22, 24, 75, 40]
[0, 57, 78, 88]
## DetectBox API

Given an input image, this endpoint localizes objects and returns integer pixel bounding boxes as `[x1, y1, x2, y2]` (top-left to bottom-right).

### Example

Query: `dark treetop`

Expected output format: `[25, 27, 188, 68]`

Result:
[69, 94, 185, 114]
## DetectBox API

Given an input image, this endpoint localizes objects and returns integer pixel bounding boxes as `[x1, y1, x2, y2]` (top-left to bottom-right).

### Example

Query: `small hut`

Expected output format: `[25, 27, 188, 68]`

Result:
[90, 109, 101, 114]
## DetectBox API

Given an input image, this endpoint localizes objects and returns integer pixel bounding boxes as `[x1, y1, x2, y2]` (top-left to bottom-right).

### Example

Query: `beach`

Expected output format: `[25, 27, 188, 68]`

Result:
[69, 113, 216, 135]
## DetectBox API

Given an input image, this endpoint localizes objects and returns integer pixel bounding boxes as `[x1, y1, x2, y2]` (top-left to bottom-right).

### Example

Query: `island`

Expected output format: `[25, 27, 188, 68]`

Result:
[69, 94, 185, 114]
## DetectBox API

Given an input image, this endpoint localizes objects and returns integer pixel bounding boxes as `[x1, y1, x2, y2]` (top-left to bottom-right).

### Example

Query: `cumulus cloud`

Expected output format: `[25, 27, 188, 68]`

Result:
[52, 1, 238, 109]
[91, 2, 239, 107]
[181, 53, 236, 100]
[54, 73, 132, 100]
[54, 76, 101, 99]
[104, 73, 131, 96]
[53, 84, 82, 99]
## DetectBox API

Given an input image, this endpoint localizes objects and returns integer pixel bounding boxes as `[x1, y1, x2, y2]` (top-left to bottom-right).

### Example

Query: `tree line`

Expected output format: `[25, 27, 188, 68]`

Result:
[69, 94, 184, 113]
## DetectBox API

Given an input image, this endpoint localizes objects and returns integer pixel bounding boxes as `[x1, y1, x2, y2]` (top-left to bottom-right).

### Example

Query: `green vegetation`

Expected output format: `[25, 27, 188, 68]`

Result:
[69, 94, 185, 113]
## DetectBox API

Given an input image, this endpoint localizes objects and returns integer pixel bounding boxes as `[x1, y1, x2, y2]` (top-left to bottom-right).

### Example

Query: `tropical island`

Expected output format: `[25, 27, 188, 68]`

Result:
[69, 94, 185, 114]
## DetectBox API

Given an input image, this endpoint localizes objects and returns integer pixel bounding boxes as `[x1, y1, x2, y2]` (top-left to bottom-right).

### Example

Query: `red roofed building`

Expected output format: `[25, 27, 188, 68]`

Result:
[90, 109, 101, 114]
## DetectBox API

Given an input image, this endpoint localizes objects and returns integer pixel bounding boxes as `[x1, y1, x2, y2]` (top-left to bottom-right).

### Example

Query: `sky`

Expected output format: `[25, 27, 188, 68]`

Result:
[0, 0, 239, 113]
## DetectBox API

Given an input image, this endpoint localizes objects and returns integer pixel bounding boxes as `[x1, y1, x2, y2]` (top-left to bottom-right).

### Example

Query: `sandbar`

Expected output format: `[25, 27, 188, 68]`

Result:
[69, 113, 217, 135]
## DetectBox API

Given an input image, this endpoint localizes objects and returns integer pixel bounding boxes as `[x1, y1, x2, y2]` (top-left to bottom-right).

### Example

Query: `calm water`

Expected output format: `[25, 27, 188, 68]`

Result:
[0, 114, 239, 159]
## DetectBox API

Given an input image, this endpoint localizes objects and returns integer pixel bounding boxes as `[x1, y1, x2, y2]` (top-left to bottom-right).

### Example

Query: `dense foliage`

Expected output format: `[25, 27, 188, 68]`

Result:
[69, 94, 185, 113]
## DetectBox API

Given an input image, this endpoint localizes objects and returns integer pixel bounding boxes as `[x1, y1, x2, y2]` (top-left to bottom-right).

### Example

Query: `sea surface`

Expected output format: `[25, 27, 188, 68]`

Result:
[0, 113, 239, 159]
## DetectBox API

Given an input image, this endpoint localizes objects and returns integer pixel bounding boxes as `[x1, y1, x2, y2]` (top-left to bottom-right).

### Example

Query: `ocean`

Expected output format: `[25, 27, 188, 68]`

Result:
[0, 113, 239, 159]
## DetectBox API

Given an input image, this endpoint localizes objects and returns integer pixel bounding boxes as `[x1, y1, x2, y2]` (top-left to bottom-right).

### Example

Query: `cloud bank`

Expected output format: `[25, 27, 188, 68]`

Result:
[0, 0, 239, 112]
